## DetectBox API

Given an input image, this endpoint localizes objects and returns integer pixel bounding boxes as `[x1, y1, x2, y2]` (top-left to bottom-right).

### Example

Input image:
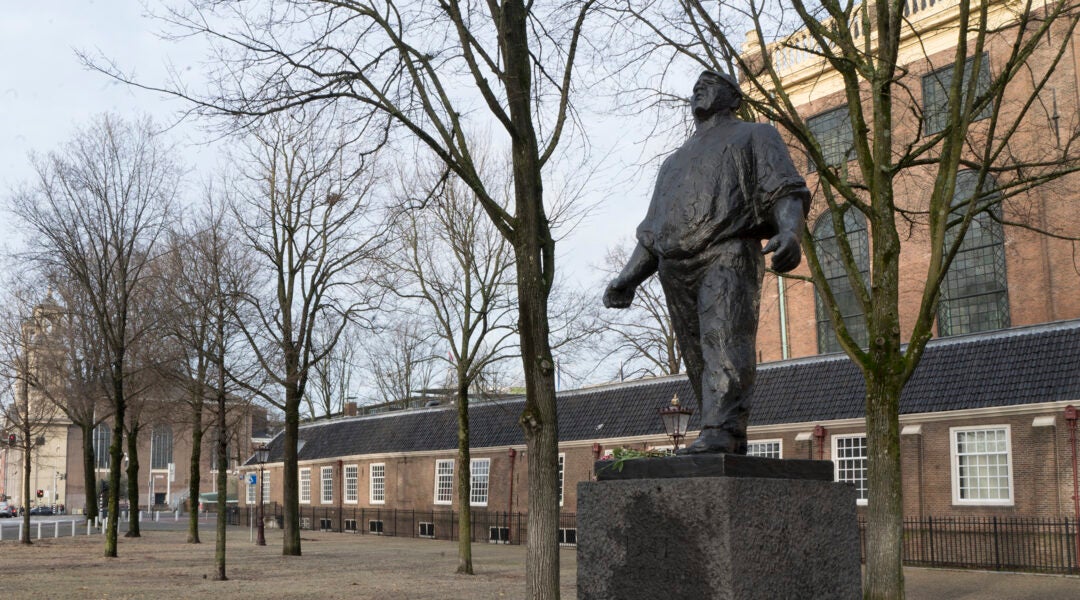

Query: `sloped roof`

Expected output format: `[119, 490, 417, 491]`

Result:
[255, 320, 1080, 464]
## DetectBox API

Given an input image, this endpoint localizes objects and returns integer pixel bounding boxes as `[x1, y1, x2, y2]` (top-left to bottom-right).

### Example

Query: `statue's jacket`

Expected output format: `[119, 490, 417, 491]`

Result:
[636, 119, 811, 260]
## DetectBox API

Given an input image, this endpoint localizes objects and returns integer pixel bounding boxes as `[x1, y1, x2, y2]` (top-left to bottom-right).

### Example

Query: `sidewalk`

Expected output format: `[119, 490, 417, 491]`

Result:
[906, 567, 1080, 599]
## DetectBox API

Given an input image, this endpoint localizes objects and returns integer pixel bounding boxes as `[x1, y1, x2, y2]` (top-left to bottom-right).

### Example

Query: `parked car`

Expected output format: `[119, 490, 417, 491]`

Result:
[28, 506, 53, 516]
[0, 504, 13, 518]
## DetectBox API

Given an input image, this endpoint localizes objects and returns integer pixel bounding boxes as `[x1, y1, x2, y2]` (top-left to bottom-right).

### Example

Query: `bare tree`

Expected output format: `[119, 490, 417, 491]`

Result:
[595, 243, 681, 380]
[12, 114, 177, 557]
[384, 163, 518, 574]
[305, 323, 360, 420]
[0, 285, 65, 543]
[228, 111, 386, 556]
[163, 201, 257, 579]
[611, 1, 1080, 596]
[365, 317, 441, 411]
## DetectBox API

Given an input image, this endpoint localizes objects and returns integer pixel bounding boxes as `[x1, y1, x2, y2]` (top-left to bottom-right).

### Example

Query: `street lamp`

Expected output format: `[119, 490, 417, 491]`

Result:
[659, 394, 693, 452]
[254, 444, 270, 546]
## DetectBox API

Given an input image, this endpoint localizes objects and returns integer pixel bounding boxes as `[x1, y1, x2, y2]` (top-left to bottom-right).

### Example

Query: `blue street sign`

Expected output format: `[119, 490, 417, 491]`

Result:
[247, 473, 257, 485]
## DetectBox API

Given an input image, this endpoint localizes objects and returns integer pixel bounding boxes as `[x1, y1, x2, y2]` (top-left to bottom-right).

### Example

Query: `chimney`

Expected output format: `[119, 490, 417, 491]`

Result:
[344, 401, 357, 417]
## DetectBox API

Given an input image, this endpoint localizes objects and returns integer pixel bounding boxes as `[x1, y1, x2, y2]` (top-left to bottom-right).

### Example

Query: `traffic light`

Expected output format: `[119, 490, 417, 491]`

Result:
[6, 433, 14, 446]
[35, 489, 43, 498]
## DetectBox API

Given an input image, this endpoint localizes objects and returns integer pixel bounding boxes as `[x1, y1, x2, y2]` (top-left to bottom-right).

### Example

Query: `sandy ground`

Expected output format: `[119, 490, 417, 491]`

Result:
[2, 523, 1078, 599]
[1, 526, 576, 600]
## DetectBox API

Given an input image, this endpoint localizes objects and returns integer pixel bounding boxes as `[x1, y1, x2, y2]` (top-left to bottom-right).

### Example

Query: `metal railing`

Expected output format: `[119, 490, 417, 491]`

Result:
[859, 516, 1080, 574]
[227, 504, 579, 547]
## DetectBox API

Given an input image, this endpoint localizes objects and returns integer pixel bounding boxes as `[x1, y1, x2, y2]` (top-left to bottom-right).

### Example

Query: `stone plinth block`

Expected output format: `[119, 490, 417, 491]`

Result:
[577, 470, 861, 600]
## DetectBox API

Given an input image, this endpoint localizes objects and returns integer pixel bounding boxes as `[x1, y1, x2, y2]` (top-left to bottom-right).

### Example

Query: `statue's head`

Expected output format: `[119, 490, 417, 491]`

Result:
[692, 70, 742, 121]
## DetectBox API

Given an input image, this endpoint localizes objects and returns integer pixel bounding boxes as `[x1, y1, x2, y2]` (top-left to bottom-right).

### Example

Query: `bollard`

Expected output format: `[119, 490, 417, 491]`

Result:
[72, 520, 76, 537]
[102, 518, 107, 535]
[36, 522, 41, 540]
[87, 521, 91, 536]
[154, 511, 159, 522]
[174, 509, 179, 521]
[55, 521, 59, 538]
[19, 521, 23, 541]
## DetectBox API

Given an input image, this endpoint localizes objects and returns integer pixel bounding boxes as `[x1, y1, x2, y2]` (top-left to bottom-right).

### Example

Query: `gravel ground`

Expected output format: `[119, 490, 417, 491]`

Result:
[2, 524, 1078, 599]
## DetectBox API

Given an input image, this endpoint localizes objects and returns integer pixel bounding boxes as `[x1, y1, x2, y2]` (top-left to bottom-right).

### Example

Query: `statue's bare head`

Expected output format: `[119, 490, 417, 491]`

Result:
[691, 71, 742, 121]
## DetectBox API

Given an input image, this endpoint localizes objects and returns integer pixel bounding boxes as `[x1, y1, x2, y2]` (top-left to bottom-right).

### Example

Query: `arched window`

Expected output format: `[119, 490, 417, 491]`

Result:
[93, 424, 111, 470]
[938, 171, 1010, 336]
[814, 208, 870, 354]
[151, 424, 174, 470]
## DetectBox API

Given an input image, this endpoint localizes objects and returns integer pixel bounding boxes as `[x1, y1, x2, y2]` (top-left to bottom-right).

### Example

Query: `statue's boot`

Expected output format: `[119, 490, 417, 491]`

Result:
[675, 427, 746, 455]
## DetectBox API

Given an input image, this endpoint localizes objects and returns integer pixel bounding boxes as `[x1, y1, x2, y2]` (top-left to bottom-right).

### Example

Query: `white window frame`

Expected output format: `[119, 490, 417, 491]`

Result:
[832, 434, 868, 506]
[321, 466, 334, 504]
[950, 425, 1014, 506]
[470, 458, 491, 507]
[747, 439, 783, 459]
[299, 468, 311, 504]
[558, 453, 566, 507]
[261, 470, 271, 504]
[370, 463, 386, 504]
[344, 464, 359, 504]
[434, 459, 454, 505]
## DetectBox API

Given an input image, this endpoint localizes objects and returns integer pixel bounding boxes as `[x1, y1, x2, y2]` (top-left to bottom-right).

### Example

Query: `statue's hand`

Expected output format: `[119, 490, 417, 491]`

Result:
[603, 279, 636, 309]
[763, 230, 802, 273]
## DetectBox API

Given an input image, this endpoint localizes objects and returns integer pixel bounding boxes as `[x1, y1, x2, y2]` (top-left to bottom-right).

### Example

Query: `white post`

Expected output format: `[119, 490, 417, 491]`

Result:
[71, 520, 76, 537]
[18, 521, 23, 540]
[36, 522, 41, 540]
[102, 518, 107, 535]
[154, 511, 159, 522]
[87, 520, 92, 536]
[174, 509, 179, 521]
[54, 521, 59, 538]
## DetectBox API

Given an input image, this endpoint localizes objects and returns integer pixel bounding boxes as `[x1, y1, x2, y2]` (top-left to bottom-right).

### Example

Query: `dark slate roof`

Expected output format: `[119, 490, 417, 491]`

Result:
[255, 320, 1080, 463]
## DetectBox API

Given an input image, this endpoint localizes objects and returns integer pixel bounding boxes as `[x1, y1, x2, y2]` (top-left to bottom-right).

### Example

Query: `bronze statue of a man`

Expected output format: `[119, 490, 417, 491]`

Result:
[604, 71, 810, 454]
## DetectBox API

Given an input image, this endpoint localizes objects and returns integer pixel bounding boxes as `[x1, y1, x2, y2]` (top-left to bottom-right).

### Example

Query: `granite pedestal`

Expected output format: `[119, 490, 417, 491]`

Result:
[577, 454, 861, 600]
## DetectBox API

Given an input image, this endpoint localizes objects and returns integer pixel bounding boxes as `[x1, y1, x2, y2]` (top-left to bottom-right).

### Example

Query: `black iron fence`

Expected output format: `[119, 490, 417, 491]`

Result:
[859, 516, 1080, 574]
[227, 504, 579, 547]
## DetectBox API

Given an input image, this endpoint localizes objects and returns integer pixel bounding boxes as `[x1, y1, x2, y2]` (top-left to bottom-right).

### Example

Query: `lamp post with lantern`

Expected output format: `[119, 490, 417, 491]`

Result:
[659, 394, 693, 452]
[254, 444, 269, 546]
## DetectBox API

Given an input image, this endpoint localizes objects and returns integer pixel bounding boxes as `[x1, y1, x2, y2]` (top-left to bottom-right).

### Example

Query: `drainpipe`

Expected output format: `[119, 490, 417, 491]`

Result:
[813, 425, 827, 461]
[506, 448, 517, 543]
[1065, 405, 1079, 568]
[338, 459, 344, 532]
[777, 277, 790, 360]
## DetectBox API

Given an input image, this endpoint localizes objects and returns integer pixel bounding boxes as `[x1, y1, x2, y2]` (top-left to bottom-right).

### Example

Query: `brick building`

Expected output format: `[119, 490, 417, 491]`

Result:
[242, 320, 1080, 527]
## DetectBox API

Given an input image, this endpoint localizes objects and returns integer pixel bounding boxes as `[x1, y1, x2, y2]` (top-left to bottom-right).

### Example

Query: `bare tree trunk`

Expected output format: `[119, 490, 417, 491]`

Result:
[81, 422, 98, 521]
[213, 397, 229, 580]
[501, 1, 561, 596]
[105, 399, 124, 557]
[20, 443, 31, 544]
[125, 423, 141, 538]
[864, 374, 905, 600]
[188, 399, 203, 543]
[282, 385, 301, 556]
[455, 374, 473, 574]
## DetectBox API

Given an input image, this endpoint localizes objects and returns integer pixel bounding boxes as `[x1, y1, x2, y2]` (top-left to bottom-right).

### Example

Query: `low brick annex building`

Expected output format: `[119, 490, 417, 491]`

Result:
[242, 319, 1080, 527]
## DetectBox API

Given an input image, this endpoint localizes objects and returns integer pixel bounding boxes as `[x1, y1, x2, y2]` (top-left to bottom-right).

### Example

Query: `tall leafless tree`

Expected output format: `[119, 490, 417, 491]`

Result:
[610, 1, 1080, 596]
[365, 317, 441, 411]
[0, 285, 65, 543]
[305, 323, 360, 420]
[228, 111, 386, 556]
[384, 163, 518, 574]
[12, 114, 177, 557]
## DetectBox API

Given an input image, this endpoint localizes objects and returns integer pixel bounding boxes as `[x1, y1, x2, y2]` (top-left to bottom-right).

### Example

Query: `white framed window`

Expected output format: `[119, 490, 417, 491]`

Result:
[370, 463, 386, 504]
[246, 477, 256, 504]
[558, 453, 566, 507]
[470, 458, 491, 506]
[747, 439, 782, 459]
[951, 425, 1013, 505]
[434, 459, 454, 505]
[321, 466, 334, 504]
[344, 465, 359, 504]
[833, 434, 868, 505]
[261, 470, 271, 504]
[299, 468, 311, 504]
